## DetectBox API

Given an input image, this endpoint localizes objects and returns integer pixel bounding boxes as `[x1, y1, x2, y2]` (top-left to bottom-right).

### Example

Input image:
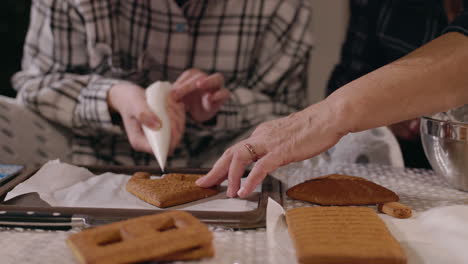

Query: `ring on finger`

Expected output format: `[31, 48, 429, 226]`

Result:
[244, 143, 259, 162]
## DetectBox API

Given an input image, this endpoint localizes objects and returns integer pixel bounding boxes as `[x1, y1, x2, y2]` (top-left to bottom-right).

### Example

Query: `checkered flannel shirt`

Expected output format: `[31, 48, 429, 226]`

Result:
[13, 0, 313, 166]
[327, 0, 468, 95]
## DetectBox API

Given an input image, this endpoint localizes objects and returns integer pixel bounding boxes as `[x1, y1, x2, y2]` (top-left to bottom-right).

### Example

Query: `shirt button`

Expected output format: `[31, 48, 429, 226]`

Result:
[176, 23, 186, 33]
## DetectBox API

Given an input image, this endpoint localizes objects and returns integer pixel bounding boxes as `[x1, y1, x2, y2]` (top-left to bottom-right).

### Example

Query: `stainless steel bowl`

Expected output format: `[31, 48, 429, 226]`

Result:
[421, 116, 468, 191]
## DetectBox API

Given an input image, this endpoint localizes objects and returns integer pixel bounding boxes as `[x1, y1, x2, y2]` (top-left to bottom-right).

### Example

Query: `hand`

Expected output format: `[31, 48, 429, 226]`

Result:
[108, 82, 185, 154]
[108, 83, 160, 153]
[172, 69, 230, 122]
[196, 101, 347, 198]
[389, 119, 420, 141]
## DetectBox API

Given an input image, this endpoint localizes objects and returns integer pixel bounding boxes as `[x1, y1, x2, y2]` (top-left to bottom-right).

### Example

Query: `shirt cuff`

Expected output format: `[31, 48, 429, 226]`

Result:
[443, 11, 468, 36]
[76, 76, 124, 134]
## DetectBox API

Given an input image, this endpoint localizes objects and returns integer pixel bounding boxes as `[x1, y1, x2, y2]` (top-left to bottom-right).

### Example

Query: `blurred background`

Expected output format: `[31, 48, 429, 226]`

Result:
[308, 0, 348, 103]
[0, 0, 348, 104]
[0, 0, 31, 98]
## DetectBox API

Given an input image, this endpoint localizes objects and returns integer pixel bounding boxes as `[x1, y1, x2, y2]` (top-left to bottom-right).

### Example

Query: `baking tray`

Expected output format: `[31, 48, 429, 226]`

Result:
[0, 165, 282, 229]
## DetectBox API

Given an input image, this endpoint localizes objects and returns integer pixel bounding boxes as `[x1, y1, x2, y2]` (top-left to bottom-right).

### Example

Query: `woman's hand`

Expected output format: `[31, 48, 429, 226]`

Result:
[108, 82, 185, 155]
[196, 101, 348, 198]
[172, 69, 230, 123]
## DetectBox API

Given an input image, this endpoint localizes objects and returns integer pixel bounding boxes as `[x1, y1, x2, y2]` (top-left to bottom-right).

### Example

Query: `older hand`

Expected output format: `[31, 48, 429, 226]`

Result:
[172, 69, 230, 123]
[196, 101, 347, 198]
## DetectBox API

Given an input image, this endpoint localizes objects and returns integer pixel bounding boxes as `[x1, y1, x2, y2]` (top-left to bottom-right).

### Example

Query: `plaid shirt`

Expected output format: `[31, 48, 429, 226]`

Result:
[327, 0, 468, 95]
[13, 0, 312, 166]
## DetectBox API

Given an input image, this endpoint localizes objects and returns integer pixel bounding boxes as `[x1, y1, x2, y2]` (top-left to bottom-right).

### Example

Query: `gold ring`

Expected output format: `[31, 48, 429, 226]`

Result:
[244, 143, 259, 162]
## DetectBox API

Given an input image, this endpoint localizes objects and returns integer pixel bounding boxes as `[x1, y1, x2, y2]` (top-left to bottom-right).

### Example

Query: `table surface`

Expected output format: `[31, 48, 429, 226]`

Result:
[1, 162, 468, 264]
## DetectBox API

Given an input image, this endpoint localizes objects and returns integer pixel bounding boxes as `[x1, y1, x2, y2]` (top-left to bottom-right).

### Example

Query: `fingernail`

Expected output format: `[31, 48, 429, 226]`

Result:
[195, 178, 204, 186]
[237, 187, 246, 198]
[144, 120, 160, 130]
[149, 120, 161, 130]
[196, 80, 202, 87]
[140, 112, 161, 130]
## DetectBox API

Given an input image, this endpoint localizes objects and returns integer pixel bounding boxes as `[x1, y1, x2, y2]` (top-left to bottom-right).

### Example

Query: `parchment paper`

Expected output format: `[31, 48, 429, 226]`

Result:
[266, 198, 468, 264]
[5, 160, 260, 211]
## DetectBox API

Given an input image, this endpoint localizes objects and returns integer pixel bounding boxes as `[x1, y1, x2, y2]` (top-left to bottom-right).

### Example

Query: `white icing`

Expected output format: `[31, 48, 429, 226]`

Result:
[143, 81, 172, 171]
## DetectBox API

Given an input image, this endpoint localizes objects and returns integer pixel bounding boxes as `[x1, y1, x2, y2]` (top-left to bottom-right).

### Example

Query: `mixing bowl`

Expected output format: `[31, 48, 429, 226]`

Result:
[421, 115, 468, 191]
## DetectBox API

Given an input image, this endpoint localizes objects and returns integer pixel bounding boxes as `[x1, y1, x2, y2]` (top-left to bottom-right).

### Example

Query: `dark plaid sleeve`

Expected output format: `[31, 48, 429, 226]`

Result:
[213, 0, 313, 133]
[326, 0, 383, 96]
[12, 0, 123, 136]
[443, 10, 468, 36]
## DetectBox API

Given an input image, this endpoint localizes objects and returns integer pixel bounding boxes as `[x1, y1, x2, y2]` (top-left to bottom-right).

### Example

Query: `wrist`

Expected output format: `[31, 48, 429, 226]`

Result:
[107, 83, 124, 113]
[316, 94, 354, 137]
[107, 81, 140, 113]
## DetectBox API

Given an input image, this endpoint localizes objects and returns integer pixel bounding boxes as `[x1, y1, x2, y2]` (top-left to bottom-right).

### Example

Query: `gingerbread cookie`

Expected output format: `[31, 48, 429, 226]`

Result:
[67, 211, 214, 264]
[378, 202, 413, 219]
[286, 207, 407, 264]
[286, 174, 399, 205]
[126, 172, 219, 208]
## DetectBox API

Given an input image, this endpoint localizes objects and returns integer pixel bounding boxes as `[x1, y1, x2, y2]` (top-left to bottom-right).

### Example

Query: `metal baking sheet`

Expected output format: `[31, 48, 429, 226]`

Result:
[0, 165, 282, 229]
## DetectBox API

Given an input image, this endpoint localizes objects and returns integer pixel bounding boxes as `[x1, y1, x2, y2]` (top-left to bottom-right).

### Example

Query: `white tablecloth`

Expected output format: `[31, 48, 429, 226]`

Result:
[1, 162, 468, 264]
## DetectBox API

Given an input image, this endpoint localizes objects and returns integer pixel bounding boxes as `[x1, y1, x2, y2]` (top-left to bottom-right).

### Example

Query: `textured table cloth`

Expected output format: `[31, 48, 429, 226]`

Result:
[2, 162, 468, 264]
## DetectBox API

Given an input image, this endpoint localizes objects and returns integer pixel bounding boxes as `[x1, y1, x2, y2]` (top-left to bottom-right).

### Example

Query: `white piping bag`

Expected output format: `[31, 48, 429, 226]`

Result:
[143, 81, 172, 172]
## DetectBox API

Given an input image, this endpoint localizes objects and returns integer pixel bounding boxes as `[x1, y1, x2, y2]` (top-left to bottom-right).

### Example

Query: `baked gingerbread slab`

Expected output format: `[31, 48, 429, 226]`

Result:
[286, 207, 407, 264]
[67, 211, 214, 264]
[286, 174, 399, 205]
[126, 172, 219, 208]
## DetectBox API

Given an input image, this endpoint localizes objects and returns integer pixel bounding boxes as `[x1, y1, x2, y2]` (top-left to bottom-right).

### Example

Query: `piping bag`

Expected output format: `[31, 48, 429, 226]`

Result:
[142, 81, 172, 172]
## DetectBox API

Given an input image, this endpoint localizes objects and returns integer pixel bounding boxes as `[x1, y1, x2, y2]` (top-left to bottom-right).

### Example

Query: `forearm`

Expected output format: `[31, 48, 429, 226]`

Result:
[14, 72, 124, 135]
[12, 0, 125, 135]
[325, 32, 468, 134]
